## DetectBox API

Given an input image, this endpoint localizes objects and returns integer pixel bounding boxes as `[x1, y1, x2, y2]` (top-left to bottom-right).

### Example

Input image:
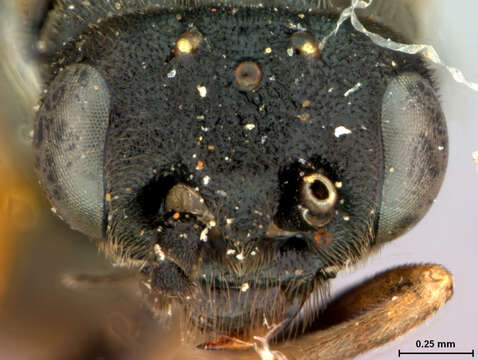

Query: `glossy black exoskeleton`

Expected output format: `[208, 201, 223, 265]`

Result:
[32, 1, 451, 358]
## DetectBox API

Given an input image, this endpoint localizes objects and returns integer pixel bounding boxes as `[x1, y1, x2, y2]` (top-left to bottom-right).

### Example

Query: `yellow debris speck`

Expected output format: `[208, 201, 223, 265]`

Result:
[197, 85, 207, 97]
[196, 160, 204, 170]
[473, 150, 478, 163]
[177, 38, 193, 53]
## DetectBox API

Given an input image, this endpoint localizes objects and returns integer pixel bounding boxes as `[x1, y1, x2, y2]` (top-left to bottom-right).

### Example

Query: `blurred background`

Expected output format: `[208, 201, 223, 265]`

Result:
[0, 1, 476, 359]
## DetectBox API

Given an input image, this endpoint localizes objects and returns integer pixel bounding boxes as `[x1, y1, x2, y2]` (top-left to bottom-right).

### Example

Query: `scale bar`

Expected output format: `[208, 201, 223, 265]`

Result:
[398, 350, 475, 357]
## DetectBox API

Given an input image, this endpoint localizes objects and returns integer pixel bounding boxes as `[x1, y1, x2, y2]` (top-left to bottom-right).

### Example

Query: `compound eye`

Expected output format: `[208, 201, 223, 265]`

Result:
[377, 73, 448, 243]
[300, 173, 338, 227]
[34, 64, 110, 238]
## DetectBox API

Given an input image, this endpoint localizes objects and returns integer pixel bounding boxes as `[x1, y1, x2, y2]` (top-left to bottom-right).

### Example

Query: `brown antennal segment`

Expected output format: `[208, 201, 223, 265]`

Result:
[234, 61, 262, 91]
[291, 31, 320, 59]
[277, 264, 454, 360]
[174, 30, 203, 56]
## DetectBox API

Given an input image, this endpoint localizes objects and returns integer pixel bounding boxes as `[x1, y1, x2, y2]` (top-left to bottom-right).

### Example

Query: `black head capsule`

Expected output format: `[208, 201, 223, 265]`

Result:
[33, 1, 450, 352]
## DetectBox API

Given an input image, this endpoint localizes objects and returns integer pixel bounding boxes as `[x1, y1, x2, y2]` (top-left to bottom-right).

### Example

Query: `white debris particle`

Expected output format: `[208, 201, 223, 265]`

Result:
[143, 281, 152, 291]
[240, 283, 250, 292]
[264, 47, 272, 54]
[438, 145, 445, 151]
[226, 218, 234, 225]
[236, 252, 245, 261]
[391, 60, 397, 67]
[200, 227, 209, 242]
[253, 336, 287, 360]
[114, 2, 121, 10]
[251, 250, 257, 256]
[344, 82, 362, 97]
[167, 69, 176, 78]
[343, 215, 350, 221]
[202, 175, 211, 185]
[226, 249, 236, 255]
[335, 181, 343, 188]
[334, 126, 352, 137]
[216, 189, 228, 197]
[68, 4, 75, 10]
[244, 123, 256, 130]
[200, 220, 216, 242]
[93, 85, 99, 91]
[287, 47, 294, 57]
[51, 207, 57, 214]
[286, 22, 307, 31]
[197, 85, 207, 97]
[473, 151, 478, 163]
[392, 296, 398, 301]
[154, 244, 166, 261]
[389, 167, 395, 173]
